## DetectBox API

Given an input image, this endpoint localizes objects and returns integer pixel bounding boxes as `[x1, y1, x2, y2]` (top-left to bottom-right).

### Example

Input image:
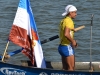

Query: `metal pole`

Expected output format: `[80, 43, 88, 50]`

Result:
[89, 14, 94, 72]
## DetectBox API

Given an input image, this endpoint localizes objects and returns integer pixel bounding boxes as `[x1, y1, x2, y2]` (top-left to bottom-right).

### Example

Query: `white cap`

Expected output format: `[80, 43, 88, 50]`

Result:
[62, 5, 77, 16]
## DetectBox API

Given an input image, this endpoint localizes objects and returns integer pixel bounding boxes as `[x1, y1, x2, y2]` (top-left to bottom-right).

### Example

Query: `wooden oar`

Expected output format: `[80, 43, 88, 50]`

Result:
[41, 25, 85, 44]
[74, 25, 85, 32]
[0, 25, 85, 59]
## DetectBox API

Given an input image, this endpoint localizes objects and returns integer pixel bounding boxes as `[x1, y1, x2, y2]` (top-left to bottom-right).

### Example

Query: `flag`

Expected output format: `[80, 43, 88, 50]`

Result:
[9, 0, 46, 68]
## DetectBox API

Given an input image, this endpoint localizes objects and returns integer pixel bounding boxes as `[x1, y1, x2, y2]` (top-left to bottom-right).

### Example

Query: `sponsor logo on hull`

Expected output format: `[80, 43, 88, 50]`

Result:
[0, 67, 26, 75]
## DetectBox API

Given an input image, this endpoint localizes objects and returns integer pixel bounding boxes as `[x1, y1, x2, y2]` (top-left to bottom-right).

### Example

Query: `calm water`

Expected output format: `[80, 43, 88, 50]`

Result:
[0, 0, 100, 62]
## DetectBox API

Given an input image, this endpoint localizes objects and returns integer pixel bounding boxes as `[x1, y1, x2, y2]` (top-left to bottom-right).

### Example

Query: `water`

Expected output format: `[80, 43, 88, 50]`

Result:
[0, 0, 100, 62]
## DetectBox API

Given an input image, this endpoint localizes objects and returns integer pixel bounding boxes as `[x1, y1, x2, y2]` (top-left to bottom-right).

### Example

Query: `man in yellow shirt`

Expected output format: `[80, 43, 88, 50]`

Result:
[58, 5, 77, 71]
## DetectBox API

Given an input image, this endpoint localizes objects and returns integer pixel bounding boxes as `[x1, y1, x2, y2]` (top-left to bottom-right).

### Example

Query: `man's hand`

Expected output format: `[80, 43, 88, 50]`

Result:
[72, 40, 78, 48]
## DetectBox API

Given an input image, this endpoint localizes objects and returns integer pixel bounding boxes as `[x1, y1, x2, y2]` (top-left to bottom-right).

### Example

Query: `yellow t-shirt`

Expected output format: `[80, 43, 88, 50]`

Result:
[59, 16, 74, 46]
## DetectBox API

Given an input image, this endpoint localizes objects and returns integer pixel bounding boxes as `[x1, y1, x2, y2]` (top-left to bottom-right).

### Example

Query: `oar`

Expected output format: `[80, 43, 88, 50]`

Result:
[74, 25, 85, 32]
[40, 25, 85, 44]
[41, 35, 59, 44]
[0, 25, 85, 59]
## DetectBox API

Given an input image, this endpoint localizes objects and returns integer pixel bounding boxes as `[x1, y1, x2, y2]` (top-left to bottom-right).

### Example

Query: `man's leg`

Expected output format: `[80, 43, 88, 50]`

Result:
[65, 55, 75, 71]
[62, 56, 67, 70]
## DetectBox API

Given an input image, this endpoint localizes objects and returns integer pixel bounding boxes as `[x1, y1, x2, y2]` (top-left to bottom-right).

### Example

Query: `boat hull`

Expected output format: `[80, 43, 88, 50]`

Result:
[21, 60, 100, 71]
[0, 61, 100, 75]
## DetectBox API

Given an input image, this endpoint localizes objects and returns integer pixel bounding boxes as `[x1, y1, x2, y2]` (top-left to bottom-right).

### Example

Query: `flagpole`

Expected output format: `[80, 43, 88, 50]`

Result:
[2, 41, 9, 62]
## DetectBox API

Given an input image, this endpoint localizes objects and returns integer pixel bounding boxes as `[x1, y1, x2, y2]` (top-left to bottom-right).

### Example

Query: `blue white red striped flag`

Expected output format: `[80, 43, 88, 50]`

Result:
[9, 0, 46, 68]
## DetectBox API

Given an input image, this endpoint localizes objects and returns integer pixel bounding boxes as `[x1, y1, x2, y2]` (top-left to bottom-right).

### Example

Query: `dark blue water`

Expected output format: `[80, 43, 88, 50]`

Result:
[0, 0, 100, 62]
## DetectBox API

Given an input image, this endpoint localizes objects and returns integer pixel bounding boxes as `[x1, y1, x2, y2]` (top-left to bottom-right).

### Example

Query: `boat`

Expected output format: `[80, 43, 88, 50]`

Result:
[0, 0, 100, 75]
